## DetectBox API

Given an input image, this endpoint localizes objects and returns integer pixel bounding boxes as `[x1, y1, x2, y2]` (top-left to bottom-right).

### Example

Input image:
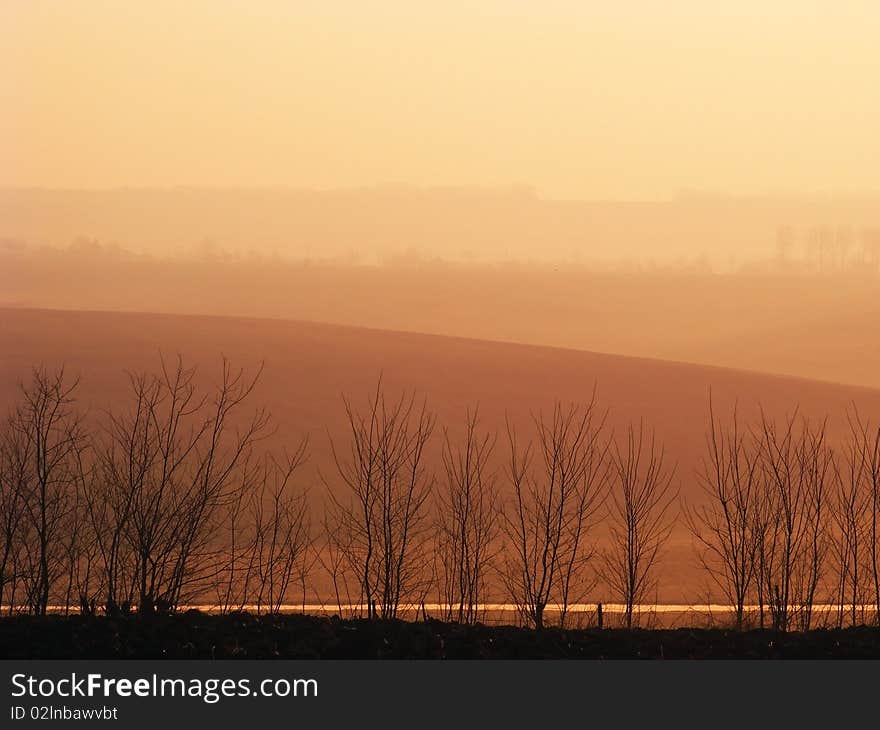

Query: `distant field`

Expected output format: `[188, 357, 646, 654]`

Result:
[2, 254, 879, 388]
[2, 306, 880, 600]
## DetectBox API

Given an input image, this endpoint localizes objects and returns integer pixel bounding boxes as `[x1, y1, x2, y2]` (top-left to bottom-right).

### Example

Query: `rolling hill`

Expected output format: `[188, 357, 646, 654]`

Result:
[2, 306, 879, 600]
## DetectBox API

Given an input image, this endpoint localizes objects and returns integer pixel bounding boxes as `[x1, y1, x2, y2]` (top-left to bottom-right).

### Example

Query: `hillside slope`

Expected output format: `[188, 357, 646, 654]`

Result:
[2, 307, 879, 599]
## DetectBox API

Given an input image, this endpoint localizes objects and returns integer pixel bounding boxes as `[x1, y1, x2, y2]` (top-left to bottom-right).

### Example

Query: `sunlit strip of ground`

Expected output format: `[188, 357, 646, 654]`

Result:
[10, 602, 879, 621]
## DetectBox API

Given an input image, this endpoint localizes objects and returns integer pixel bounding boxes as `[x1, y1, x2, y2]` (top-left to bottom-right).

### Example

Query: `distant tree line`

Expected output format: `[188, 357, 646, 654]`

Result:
[1, 360, 879, 631]
[775, 223, 880, 273]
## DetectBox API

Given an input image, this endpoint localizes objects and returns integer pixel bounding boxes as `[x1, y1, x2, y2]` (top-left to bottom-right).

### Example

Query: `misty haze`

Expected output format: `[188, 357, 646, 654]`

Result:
[2, 1, 880, 661]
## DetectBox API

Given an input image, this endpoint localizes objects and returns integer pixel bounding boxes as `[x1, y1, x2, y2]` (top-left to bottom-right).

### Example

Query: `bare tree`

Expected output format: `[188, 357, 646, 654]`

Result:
[213, 443, 313, 616]
[861, 414, 880, 626]
[215, 460, 260, 615]
[755, 410, 832, 631]
[0, 417, 30, 612]
[9, 367, 88, 615]
[63, 454, 103, 615]
[795, 418, 833, 630]
[87, 356, 270, 614]
[325, 379, 435, 619]
[684, 399, 761, 629]
[751, 463, 779, 630]
[318, 505, 356, 618]
[434, 408, 500, 624]
[250, 450, 312, 614]
[843, 408, 880, 625]
[501, 397, 609, 629]
[831, 414, 869, 627]
[601, 421, 677, 629]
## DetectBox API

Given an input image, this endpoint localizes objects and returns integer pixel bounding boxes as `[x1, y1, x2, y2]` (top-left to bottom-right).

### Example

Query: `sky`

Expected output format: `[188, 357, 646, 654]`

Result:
[2, 1, 879, 199]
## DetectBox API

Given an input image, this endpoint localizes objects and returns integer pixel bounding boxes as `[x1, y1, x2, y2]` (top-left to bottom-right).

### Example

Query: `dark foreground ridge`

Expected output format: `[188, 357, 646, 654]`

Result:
[3, 612, 880, 659]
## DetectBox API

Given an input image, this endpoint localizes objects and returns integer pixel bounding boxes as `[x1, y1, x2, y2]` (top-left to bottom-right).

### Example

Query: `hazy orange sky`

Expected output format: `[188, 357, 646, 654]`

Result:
[2, 1, 878, 199]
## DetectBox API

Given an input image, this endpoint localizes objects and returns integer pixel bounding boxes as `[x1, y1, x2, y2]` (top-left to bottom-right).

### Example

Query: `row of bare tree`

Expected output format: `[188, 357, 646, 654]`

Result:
[685, 399, 880, 631]
[319, 386, 676, 629]
[1, 362, 878, 631]
[0, 360, 312, 618]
